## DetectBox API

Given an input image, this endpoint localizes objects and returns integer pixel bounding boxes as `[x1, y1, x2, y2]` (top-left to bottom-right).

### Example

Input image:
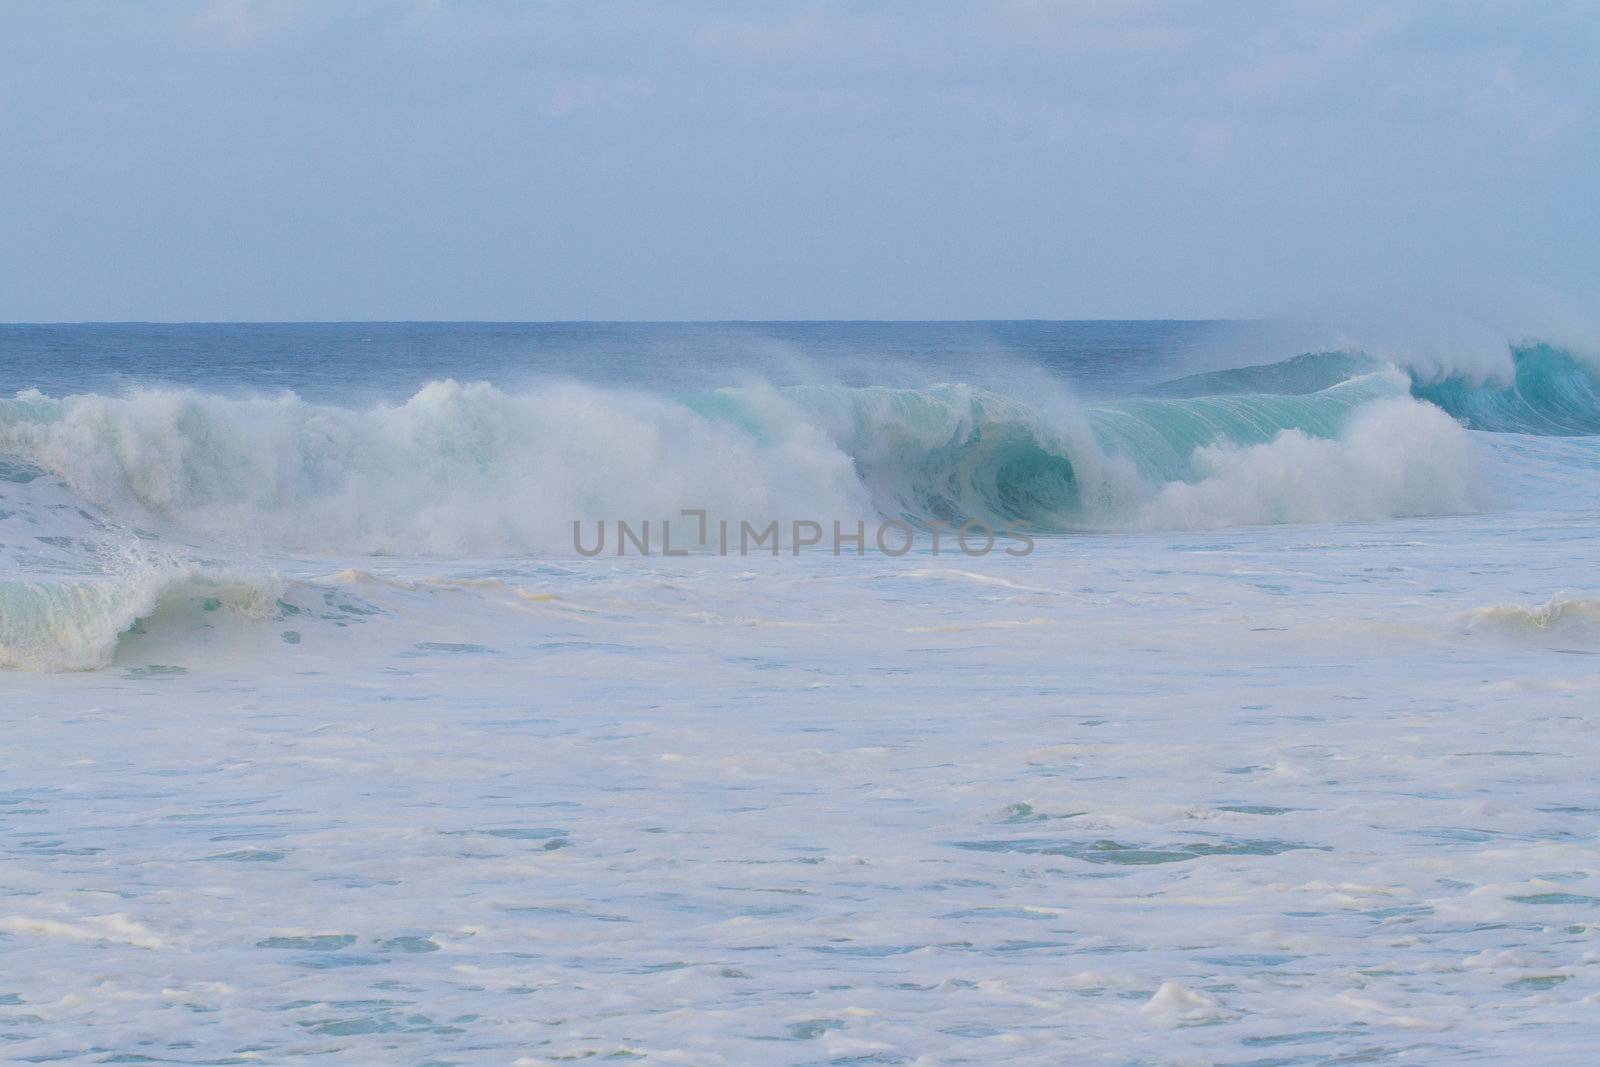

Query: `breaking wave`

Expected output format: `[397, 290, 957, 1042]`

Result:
[0, 367, 1492, 558]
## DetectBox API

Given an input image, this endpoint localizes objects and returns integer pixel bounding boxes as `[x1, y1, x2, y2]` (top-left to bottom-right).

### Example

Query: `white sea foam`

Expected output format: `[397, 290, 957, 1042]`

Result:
[1138, 396, 1486, 529]
[0, 381, 869, 556]
[5, 501, 1598, 1061]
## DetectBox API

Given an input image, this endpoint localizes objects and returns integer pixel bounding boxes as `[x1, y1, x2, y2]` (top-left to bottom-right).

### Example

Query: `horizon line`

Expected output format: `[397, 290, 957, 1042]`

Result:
[0, 317, 1251, 327]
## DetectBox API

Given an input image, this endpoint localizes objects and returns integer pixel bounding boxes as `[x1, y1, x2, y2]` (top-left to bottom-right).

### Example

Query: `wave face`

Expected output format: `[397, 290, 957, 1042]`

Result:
[1409, 344, 1600, 435]
[0, 369, 1485, 558]
[1155, 343, 1600, 436]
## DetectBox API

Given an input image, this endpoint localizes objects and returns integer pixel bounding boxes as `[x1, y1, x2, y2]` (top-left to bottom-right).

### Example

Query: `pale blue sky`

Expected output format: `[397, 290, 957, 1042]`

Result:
[1, 1, 1595, 321]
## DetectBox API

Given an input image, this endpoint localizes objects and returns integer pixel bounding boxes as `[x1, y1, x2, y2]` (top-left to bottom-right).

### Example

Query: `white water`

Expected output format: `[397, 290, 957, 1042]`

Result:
[1, 424, 1597, 1062]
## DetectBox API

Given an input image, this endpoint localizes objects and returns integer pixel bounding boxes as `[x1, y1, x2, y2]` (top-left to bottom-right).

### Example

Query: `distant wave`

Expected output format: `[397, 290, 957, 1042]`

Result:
[1153, 342, 1600, 436]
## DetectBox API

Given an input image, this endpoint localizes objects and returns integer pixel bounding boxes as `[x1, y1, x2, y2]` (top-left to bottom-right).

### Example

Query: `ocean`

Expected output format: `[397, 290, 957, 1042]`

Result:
[1, 321, 1597, 1063]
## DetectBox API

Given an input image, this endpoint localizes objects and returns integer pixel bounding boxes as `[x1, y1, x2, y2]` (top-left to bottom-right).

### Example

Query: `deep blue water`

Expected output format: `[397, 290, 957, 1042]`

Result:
[1, 320, 1244, 402]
